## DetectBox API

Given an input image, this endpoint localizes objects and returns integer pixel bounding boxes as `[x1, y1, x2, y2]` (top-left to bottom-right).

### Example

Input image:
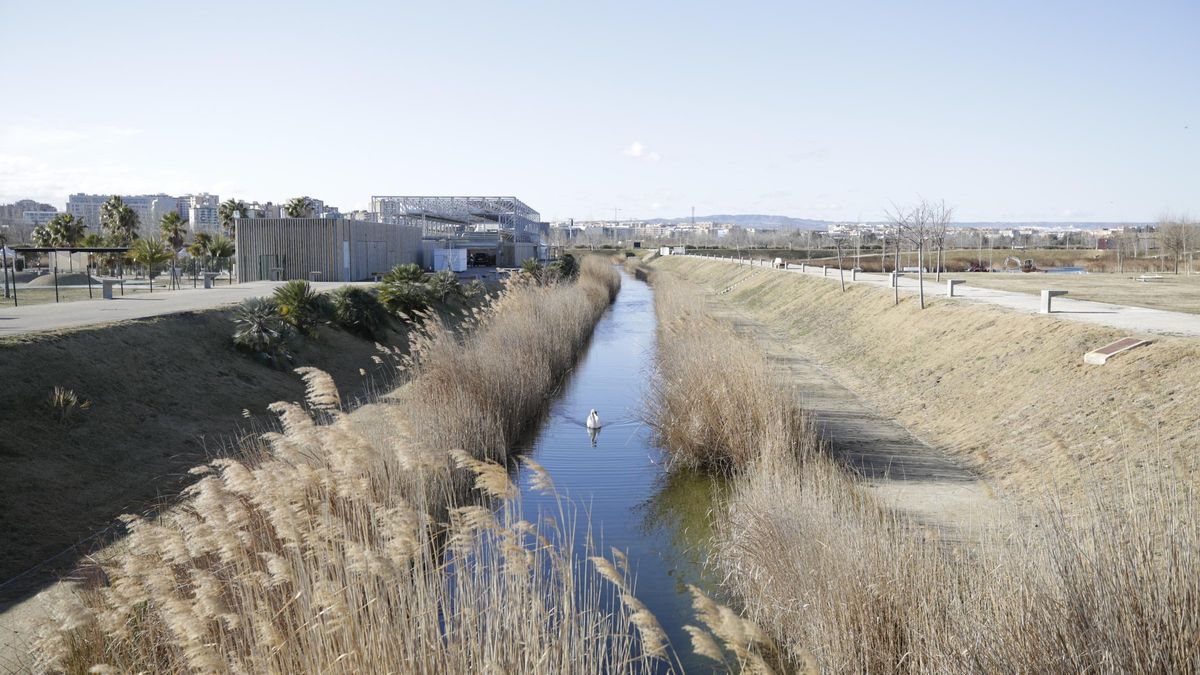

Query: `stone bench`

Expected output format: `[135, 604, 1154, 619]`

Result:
[1136, 274, 1164, 282]
[946, 279, 965, 297]
[202, 272, 222, 289]
[1040, 289, 1068, 313]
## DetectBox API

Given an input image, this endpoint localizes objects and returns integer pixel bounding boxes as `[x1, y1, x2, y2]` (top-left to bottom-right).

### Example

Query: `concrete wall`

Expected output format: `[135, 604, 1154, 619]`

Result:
[236, 219, 421, 282]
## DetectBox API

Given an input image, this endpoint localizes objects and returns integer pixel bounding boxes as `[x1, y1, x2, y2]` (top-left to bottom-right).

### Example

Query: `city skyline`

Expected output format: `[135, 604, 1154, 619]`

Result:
[2, 1, 1197, 223]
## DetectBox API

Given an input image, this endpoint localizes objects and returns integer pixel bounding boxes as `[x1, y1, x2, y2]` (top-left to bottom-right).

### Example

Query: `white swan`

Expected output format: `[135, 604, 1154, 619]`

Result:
[586, 409, 601, 429]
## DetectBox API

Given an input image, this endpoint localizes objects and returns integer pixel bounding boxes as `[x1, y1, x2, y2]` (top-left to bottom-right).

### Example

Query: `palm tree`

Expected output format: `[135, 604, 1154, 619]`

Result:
[160, 212, 188, 289]
[219, 198, 246, 237]
[101, 196, 139, 246]
[188, 232, 214, 281]
[206, 235, 236, 283]
[283, 196, 313, 218]
[47, 213, 87, 247]
[128, 237, 172, 290]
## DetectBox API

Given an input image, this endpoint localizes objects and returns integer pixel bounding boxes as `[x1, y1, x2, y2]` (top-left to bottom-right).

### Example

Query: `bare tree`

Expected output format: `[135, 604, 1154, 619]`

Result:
[1157, 214, 1194, 274]
[887, 199, 953, 309]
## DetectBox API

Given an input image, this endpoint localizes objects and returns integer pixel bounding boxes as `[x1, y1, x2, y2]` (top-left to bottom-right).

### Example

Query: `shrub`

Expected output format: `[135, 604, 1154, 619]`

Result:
[549, 253, 579, 281]
[232, 297, 294, 367]
[330, 286, 390, 340]
[463, 279, 487, 299]
[428, 270, 462, 303]
[45, 386, 91, 424]
[379, 264, 432, 315]
[272, 280, 329, 335]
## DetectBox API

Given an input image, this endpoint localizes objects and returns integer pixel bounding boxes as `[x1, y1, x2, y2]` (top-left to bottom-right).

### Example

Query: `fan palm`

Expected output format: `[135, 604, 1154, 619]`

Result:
[273, 279, 328, 335]
[100, 196, 139, 246]
[218, 198, 246, 236]
[206, 235, 236, 282]
[283, 196, 313, 218]
[159, 212, 188, 288]
[128, 237, 172, 287]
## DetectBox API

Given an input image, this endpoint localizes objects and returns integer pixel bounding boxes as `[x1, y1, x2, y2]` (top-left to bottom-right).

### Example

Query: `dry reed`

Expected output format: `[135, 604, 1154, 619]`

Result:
[32, 261, 671, 674]
[647, 272, 811, 473]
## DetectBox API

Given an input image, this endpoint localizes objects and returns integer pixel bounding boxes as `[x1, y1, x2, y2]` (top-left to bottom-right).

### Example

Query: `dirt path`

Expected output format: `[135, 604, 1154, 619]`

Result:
[703, 295, 999, 535]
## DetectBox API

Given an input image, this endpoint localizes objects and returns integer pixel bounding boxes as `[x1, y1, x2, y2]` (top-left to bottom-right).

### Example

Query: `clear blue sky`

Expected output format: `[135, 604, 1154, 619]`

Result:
[1, 0, 1196, 222]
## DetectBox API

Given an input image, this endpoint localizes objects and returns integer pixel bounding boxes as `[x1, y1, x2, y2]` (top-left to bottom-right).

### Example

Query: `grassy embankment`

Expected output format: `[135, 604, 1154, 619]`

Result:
[32, 258, 676, 674]
[0, 311, 404, 590]
[646, 266, 1200, 673]
[652, 255, 1199, 501]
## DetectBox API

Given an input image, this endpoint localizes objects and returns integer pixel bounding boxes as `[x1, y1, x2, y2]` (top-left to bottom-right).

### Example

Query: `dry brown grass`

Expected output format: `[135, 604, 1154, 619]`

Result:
[647, 272, 812, 473]
[651, 271, 1200, 673]
[399, 256, 620, 461]
[30, 261, 669, 674]
[651, 255, 1200, 503]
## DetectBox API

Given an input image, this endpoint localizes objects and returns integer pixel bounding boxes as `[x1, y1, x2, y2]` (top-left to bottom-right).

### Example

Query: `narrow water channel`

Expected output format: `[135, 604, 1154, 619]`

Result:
[512, 268, 722, 672]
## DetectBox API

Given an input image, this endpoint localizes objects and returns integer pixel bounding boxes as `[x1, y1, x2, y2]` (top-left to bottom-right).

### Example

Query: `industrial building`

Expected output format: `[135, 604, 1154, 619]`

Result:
[370, 196, 547, 270]
[235, 218, 421, 282]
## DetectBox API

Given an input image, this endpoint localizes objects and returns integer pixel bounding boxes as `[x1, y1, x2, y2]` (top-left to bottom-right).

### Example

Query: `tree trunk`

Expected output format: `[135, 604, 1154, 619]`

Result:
[893, 237, 901, 306]
[917, 245, 925, 309]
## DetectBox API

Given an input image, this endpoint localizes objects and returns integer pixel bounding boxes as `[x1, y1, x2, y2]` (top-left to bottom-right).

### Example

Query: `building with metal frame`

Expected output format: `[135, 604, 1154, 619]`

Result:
[370, 196, 547, 270]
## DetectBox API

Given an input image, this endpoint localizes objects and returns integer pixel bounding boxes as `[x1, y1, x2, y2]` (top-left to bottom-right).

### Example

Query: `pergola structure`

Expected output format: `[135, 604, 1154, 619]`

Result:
[4, 246, 130, 305]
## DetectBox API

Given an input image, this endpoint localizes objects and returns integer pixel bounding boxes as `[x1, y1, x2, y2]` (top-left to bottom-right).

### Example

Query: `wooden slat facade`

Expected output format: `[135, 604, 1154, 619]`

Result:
[235, 218, 422, 282]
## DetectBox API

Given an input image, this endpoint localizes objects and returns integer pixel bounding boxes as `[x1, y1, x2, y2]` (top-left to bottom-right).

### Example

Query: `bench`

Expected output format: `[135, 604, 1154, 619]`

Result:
[1136, 274, 1164, 282]
[946, 279, 965, 297]
[202, 272, 221, 289]
[1041, 289, 1068, 313]
[308, 271, 323, 282]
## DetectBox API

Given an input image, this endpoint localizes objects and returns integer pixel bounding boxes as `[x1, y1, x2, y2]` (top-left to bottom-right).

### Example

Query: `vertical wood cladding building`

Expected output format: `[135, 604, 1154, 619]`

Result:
[235, 218, 422, 282]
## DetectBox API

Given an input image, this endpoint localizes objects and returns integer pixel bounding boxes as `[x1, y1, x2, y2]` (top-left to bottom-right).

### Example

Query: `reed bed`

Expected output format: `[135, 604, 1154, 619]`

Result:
[650, 270, 1200, 674]
[32, 262, 673, 674]
[647, 273, 811, 473]
[400, 255, 620, 461]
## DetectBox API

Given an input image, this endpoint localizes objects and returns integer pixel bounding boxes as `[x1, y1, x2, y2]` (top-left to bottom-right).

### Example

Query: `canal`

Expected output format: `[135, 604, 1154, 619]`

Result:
[511, 267, 722, 672]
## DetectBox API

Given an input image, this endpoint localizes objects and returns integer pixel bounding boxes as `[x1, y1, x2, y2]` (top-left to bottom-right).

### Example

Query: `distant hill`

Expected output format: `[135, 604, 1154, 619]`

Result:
[644, 214, 829, 230]
[644, 215, 1148, 230]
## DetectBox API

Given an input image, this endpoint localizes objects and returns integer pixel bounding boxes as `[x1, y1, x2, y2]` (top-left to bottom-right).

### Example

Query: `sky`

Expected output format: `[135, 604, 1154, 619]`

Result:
[1, 0, 1197, 223]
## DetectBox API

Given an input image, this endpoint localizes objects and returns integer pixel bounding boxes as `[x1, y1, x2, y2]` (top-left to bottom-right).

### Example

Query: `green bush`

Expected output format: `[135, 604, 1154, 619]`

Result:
[232, 297, 295, 367]
[548, 253, 579, 281]
[379, 264, 432, 315]
[273, 280, 329, 335]
[428, 270, 462, 303]
[331, 286, 390, 340]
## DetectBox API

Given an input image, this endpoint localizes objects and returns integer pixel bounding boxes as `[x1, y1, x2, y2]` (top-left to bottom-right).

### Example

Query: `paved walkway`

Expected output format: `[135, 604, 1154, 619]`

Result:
[0, 281, 369, 338]
[688, 255, 1200, 338]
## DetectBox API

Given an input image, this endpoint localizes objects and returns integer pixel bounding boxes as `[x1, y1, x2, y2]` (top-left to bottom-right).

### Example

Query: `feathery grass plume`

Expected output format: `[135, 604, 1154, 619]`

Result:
[520, 456, 556, 494]
[294, 366, 342, 413]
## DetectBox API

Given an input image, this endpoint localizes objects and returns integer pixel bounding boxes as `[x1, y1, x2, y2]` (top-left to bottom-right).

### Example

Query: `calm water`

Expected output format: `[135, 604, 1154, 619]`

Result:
[511, 268, 722, 672]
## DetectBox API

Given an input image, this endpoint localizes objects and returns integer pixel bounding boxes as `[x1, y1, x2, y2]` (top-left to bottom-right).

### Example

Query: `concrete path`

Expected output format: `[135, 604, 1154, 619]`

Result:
[690, 255, 1200, 338]
[703, 295, 999, 536]
[0, 281, 370, 338]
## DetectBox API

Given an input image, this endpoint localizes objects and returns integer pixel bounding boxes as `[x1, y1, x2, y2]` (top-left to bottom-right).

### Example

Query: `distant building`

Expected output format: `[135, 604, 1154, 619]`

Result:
[21, 210, 58, 226]
[0, 199, 56, 223]
[67, 193, 177, 231]
[187, 193, 221, 233]
[370, 196, 546, 268]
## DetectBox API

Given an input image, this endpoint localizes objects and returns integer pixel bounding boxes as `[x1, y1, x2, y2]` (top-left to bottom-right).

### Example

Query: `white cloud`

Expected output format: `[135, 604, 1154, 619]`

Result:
[622, 141, 661, 163]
